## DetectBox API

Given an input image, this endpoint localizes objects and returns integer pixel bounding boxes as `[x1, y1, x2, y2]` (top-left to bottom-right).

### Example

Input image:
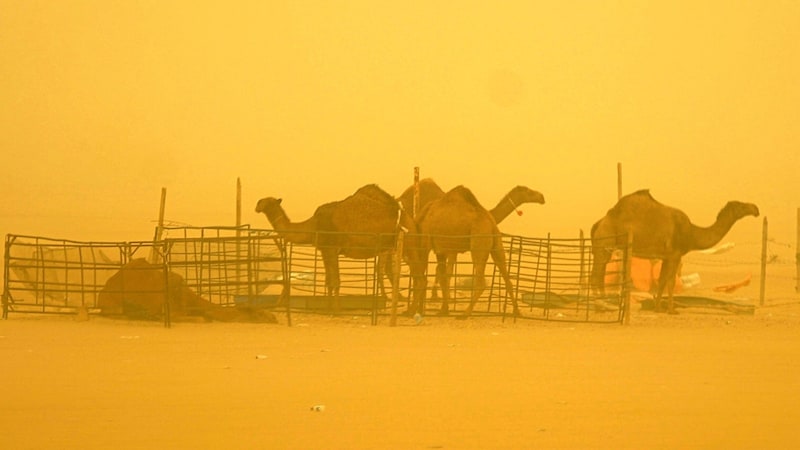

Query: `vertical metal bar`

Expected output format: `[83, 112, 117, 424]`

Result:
[78, 243, 86, 308]
[760, 216, 768, 307]
[532, 239, 542, 315]
[284, 239, 293, 327]
[390, 230, 405, 327]
[3, 235, 12, 319]
[163, 250, 171, 329]
[623, 231, 633, 325]
[545, 233, 552, 319]
[579, 230, 589, 321]
[796, 208, 799, 293]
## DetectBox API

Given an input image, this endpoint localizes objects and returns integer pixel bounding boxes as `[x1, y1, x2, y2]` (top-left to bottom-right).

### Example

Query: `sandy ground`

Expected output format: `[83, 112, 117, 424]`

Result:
[2, 297, 800, 450]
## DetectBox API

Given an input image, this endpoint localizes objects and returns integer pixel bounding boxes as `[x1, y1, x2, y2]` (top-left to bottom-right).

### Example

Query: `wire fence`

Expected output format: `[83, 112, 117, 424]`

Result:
[3, 227, 632, 325]
[13, 224, 797, 324]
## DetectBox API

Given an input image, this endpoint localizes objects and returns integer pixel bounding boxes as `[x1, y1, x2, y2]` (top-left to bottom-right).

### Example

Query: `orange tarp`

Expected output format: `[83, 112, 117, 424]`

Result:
[604, 257, 683, 294]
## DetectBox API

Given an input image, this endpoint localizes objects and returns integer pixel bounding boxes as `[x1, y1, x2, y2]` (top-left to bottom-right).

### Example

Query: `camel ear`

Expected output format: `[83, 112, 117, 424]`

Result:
[277, 198, 282, 205]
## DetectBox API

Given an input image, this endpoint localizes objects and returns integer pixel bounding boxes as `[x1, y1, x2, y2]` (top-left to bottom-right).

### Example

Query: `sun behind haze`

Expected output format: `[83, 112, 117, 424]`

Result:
[1, 1, 798, 267]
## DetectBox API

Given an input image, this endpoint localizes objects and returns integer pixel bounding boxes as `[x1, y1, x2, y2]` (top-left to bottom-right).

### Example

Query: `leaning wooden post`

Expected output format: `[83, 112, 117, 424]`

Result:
[796, 208, 799, 293]
[149, 187, 167, 264]
[389, 230, 405, 326]
[623, 229, 633, 324]
[760, 216, 768, 306]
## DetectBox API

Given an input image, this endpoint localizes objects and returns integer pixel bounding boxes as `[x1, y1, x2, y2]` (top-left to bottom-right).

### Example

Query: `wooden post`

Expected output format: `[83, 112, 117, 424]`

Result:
[760, 216, 768, 306]
[236, 178, 242, 228]
[149, 187, 167, 264]
[617, 162, 622, 200]
[623, 229, 633, 324]
[413, 166, 420, 218]
[236, 177, 244, 298]
[389, 230, 405, 326]
[796, 208, 799, 293]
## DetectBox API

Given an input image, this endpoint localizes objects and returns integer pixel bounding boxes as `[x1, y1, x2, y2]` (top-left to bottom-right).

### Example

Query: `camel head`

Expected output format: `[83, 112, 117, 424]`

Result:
[255, 197, 285, 225]
[509, 186, 545, 205]
[718, 201, 760, 222]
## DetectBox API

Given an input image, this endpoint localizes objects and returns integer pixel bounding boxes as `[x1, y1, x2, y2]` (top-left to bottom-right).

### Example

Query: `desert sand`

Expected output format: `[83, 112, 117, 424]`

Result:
[2, 293, 800, 450]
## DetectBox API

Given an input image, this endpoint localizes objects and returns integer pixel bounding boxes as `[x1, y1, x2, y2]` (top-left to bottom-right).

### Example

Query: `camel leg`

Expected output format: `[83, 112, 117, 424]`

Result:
[654, 257, 680, 314]
[403, 243, 429, 316]
[458, 256, 487, 319]
[437, 254, 454, 315]
[491, 244, 520, 317]
[408, 259, 428, 316]
[411, 265, 427, 316]
[321, 250, 341, 312]
[590, 248, 612, 298]
[430, 259, 442, 301]
[376, 254, 389, 299]
[662, 257, 681, 315]
[378, 253, 401, 300]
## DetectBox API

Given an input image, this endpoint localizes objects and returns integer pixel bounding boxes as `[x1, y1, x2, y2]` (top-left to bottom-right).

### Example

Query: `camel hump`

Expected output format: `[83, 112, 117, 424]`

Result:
[353, 184, 396, 205]
[447, 185, 483, 208]
[610, 189, 656, 212]
[629, 189, 653, 199]
[418, 178, 442, 188]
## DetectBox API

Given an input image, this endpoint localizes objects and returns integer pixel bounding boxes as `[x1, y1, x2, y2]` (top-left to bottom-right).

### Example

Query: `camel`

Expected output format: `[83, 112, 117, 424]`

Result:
[381, 181, 545, 301]
[98, 258, 277, 323]
[255, 184, 427, 310]
[590, 189, 759, 314]
[411, 185, 528, 319]
[373, 179, 447, 298]
[488, 185, 546, 222]
[398, 179, 545, 225]
[398, 178, 446, 216]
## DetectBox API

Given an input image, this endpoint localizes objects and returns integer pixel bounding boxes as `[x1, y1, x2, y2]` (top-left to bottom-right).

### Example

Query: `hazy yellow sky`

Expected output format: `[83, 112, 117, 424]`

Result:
[1, 1, 798, 249]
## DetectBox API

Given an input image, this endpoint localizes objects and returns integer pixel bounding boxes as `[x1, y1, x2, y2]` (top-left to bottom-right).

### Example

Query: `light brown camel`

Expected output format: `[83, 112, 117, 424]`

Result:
[374, 178, 447, 298]
[590, 189, 759, 314]
[255, 184, 427, 310]
[381, 181, 545, 301]
[398, 178, 446, 216]
[411, 185, 526, 318]
[98, 258, 277, 323]
[398, 179, 546, 224]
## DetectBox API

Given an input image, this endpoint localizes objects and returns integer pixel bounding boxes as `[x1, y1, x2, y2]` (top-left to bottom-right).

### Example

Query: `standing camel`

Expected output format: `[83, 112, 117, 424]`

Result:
[412, 185, 529, 318]
[255, 184, 426, 310]
[398, 179, 545, 226]
[590, 189, 759, 314]
[374, 179, 447, 298]
[381, 181, 545, 301]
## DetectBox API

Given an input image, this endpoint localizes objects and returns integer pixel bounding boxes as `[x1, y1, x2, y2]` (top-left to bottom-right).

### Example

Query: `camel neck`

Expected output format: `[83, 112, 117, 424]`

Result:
[268, 210, 317, 245]
[489, 195, 517, 224]
[266, 208, 289, 228]
[688, 216, 739, 250]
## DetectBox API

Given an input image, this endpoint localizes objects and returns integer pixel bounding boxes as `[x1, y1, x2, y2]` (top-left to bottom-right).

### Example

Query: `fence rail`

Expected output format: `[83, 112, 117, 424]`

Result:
[3, 227, 634, 324]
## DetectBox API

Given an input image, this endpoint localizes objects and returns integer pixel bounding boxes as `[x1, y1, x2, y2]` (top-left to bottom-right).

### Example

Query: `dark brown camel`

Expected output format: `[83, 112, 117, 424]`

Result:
[590, 189, 759, 314]
[256, 184, 427, 310]
[412, 185, 524, 319]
